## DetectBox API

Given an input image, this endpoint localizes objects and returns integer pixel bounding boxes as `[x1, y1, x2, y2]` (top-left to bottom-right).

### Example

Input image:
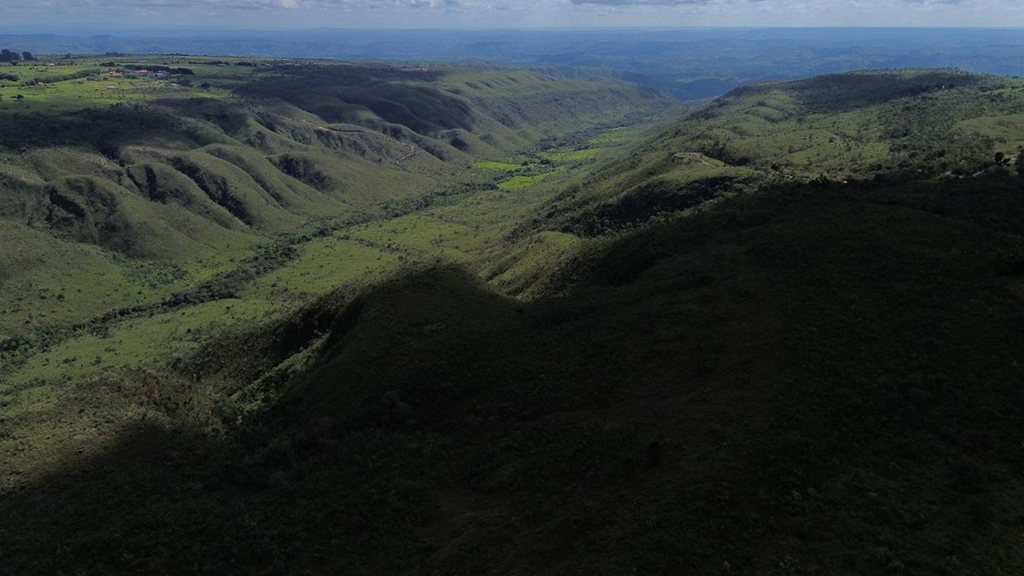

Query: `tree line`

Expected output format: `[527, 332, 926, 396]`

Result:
[1, 49, 36, 63]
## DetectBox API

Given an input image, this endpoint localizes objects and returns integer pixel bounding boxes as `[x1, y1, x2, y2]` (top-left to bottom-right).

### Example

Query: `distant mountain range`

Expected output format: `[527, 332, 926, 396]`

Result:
[4, 28, 1024, 99]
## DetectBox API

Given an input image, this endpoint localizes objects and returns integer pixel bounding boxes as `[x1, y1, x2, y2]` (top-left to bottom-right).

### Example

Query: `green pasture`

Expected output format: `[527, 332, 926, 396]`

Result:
[243, 237, 403, 303]
[473, 160, 522, 171]
[497, 173, 552, 190]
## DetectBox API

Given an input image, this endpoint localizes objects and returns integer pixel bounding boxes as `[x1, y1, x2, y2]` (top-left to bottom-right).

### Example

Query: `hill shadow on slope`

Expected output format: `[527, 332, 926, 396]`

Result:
[724, 68, 982, 114]
[238, 65, 475, 136]
[4, 175, 1024, 574]
[0, 104, 198, 154]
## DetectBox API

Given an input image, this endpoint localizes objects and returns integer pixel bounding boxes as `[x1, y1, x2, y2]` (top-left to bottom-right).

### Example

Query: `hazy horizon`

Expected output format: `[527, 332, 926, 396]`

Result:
[6, 24, 1024, 33]
[7, 1, 1024, 30]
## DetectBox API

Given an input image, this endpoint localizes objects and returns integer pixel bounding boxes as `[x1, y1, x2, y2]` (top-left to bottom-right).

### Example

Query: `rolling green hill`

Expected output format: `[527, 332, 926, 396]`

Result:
[525, 69, 1024, 237]
[0, 57, 674, 341]
[3, 66, 1024, 574]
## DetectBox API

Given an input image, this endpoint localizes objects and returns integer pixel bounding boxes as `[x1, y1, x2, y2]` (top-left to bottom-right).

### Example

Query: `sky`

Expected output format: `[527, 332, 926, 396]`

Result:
[6, 0, 1024, 30]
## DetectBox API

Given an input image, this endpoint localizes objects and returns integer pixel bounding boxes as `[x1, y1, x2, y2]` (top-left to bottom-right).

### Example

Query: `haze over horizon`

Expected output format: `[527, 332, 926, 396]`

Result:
[6, 0, 1024, 30]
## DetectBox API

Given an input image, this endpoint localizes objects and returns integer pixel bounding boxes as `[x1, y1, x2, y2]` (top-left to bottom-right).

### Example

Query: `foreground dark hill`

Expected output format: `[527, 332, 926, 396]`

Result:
[5, 171, 1024, 574]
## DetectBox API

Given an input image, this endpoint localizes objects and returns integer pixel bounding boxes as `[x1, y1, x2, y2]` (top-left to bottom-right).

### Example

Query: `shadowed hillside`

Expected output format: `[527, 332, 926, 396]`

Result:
[239, 65, 474, 135]
[4, 172, 1024, 574]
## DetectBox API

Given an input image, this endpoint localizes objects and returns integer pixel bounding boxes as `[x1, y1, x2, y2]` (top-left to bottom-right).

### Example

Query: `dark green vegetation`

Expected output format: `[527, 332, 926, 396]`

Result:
[0, 48, 34, 63]
[4, 65, 1024, 574]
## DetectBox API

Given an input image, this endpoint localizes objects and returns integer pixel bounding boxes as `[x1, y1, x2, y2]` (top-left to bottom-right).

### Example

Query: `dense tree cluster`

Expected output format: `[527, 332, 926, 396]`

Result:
[0, 49, 36, 62]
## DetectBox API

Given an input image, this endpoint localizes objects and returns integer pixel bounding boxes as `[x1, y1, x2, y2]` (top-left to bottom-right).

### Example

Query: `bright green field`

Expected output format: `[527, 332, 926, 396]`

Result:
[474, 160, 522, 171]
[497, 173, 552, 190]
[0, 58, 244, 115]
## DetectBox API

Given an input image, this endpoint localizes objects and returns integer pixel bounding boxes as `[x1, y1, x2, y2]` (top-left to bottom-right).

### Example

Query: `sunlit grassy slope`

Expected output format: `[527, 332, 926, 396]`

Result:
[522, 69, 1024, 237]
[0, 56, 674, 342]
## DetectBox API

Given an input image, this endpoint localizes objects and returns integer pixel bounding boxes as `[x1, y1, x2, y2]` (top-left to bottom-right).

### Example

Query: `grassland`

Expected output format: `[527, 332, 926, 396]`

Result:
[516, 69, 1024, 238]
[0, 57, 246, 114]
[0, 55, 671, 339]
[4, 64, 1024, 574]
[473, 160, 522, 171]
[0, 56, 671, 522]
[0, 55, 670, 497]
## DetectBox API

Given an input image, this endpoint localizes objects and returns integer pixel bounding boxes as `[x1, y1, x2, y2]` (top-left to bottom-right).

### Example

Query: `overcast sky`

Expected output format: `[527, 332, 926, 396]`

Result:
[7, 0, 1024, 29]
